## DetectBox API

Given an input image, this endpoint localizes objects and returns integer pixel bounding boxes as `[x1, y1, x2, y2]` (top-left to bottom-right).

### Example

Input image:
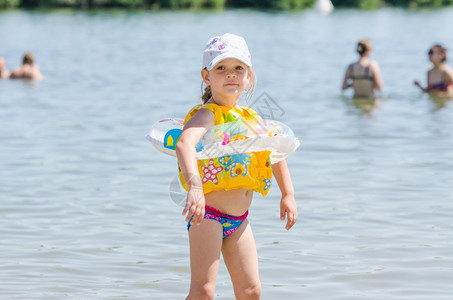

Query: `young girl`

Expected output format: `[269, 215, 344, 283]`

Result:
[175, 33, 297, 300]
[414, 44, 453, 98]
[342, 39, 383, 98]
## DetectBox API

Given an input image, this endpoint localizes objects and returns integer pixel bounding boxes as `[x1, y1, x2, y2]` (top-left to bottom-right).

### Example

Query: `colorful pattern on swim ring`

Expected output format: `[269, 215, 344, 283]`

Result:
[201, 159, 223, 185]
[163, 128, 182, 150]
[178, 103, 272, 197]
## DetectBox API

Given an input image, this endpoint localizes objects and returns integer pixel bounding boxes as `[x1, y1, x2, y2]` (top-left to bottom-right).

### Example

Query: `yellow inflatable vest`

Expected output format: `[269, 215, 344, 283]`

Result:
[178, 103, 272, 197]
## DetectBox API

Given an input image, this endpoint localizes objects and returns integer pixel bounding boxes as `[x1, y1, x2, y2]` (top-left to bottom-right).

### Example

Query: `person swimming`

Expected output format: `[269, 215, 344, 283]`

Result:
[10, 52, 43, 80]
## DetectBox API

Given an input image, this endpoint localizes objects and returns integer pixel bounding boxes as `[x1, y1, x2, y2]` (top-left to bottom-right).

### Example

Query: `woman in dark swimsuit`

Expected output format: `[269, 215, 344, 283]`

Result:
[342, 39, 383, 98]
[414, 45, 453, 98]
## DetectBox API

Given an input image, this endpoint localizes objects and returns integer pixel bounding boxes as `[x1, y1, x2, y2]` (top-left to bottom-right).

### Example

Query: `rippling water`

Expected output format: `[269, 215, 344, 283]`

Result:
[1, 7, 453, 299]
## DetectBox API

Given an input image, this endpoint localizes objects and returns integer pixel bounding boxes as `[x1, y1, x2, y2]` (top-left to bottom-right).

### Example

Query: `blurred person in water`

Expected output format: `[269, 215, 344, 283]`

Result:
[0, 56, 10, 79]
[342, 39, 383, 98]
[414, 44, 453, 98]
[10, 52, 43, 80]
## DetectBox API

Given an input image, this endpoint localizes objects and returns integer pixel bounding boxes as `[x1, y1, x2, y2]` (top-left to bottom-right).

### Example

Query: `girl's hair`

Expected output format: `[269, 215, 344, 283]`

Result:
[201, 67, 257, 104]
[201, 85, 212, 104]
[357, 39, 372, 56]
[22, 52, 34, 65]
[431, 45, 447, 62]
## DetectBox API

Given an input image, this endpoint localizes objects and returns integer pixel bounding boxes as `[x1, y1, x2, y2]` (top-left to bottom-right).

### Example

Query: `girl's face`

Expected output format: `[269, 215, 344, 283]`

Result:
[202, 58, 250, 103]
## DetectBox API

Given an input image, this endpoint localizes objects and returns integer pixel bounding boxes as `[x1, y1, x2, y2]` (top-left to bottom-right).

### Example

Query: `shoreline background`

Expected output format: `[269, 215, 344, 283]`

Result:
[1, 0, 452, 11]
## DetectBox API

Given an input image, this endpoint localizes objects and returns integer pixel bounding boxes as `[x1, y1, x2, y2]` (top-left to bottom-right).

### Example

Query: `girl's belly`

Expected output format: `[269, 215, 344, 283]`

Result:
[205, 188, 253, 216]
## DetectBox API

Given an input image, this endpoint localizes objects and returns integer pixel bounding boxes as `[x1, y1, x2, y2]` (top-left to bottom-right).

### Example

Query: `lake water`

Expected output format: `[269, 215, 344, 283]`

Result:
[1, 7, 453, 299]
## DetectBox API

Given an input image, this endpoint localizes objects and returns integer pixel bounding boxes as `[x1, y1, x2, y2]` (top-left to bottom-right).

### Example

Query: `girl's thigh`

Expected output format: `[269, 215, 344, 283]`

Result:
[221, 220, 260, 288]
[188, 219, 224, 284]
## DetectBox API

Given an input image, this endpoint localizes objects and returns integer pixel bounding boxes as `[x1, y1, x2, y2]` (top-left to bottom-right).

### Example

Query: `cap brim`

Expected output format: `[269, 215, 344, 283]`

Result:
[206, 53, 252, 71]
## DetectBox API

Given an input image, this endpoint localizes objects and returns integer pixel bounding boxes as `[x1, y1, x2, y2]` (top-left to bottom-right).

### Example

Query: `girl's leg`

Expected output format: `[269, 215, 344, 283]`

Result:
[186, 219, 223, 300]
[222, 220, 261, 300]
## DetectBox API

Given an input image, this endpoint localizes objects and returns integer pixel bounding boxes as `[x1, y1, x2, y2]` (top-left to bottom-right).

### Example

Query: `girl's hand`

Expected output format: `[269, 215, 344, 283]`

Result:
[280, 194, 297, 230]
[182, 186, 205, 225]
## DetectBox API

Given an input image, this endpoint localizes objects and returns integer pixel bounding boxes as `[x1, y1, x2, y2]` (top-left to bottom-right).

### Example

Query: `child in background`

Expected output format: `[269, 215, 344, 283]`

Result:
[175, 33, 297, 300]
[342, 39, 383, 98]
[414, 44, 453, 98]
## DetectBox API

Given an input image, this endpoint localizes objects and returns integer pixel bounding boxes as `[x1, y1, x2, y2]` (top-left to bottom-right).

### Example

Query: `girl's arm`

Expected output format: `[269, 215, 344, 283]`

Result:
[272, 159, 297, 230]
[175, 109, 215, 225]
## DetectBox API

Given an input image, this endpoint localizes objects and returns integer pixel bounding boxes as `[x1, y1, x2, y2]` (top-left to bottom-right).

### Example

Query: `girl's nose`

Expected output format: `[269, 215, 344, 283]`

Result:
[226, 72, 237, 78]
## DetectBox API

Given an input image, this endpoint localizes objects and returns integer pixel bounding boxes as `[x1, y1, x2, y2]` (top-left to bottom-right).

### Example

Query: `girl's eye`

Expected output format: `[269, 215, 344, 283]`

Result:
[216, 66, 225, 70]
[235, 66, 244, 70]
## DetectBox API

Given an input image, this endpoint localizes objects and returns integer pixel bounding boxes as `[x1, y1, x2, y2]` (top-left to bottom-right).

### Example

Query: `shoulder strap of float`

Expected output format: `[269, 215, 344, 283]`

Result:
[183, 103, 224, 125]
[241, 106, 262, 120]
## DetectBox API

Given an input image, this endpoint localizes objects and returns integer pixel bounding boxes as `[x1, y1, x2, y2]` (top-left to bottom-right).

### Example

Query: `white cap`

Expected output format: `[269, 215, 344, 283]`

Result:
[202, 33, 252, 71]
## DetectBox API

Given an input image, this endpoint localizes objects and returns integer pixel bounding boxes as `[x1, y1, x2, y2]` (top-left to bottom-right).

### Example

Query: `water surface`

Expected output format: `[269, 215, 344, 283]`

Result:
[1, 7, 453, 299]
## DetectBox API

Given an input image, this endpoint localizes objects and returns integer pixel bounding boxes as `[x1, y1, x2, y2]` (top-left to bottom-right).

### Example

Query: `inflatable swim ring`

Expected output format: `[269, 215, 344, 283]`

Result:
[146, 117, 299, 164]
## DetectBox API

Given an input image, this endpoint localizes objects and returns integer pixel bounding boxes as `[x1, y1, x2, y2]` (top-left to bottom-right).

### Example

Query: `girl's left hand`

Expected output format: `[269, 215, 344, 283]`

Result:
[280, 194, 297, 230]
